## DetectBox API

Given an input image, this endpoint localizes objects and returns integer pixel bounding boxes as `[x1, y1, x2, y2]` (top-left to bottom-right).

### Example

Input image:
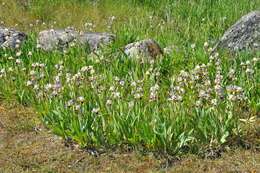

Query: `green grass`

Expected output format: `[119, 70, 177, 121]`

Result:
[0, 0, 259, 156]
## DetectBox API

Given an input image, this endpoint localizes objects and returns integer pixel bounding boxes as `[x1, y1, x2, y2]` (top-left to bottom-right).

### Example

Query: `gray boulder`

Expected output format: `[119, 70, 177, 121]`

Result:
[37, 28, 78, 51]
[37, 30, 115, 52]
[78, 32, 115, 51]
[124, 39, 163, 59]
[0, 30, 4, 45]
[215, 11, 260, 52]
[0, 27, 27, 49]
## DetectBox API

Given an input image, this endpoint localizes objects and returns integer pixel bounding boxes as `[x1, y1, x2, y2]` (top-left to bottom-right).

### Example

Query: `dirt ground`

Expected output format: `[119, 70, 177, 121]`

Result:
[0, 102, 259, 173]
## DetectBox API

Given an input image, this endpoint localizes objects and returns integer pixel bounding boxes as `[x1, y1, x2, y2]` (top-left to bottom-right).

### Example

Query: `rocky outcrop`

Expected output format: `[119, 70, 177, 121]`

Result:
[124, 39, 163, 59]
[37, 28, 78, 51]
[78, 32, 115, 51]
[0, 27, 27, 49]
[215, 11, 260, 52]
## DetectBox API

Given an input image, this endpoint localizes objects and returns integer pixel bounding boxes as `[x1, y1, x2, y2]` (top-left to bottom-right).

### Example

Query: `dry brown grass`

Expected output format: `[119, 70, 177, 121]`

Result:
[0, 0, 141, 32]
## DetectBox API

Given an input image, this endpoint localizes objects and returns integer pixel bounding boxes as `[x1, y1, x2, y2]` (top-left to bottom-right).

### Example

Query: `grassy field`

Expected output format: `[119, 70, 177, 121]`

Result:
[0, 0, 259, 160]
[1, 103, 259, 172]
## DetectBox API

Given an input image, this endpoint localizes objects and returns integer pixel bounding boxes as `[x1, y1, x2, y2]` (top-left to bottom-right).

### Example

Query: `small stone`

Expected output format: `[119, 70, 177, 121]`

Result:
[78, 32, 115, 51]
[124, 39, 163, 59]
[0, 27, 27, 49]
[37, 27, 78, 51]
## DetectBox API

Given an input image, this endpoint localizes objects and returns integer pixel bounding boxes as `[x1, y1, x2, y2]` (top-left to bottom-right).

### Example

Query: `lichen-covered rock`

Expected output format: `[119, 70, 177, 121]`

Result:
[78, 32, 115, 51]
[37, 28, 78, 51]
[124, 39, 163, 59]
[0, 27, 27, 49]
[215, 11, 260, 52]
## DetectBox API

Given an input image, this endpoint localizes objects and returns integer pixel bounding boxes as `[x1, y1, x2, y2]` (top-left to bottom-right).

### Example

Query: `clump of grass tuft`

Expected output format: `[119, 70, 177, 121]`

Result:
[0, 0, 259, 156]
